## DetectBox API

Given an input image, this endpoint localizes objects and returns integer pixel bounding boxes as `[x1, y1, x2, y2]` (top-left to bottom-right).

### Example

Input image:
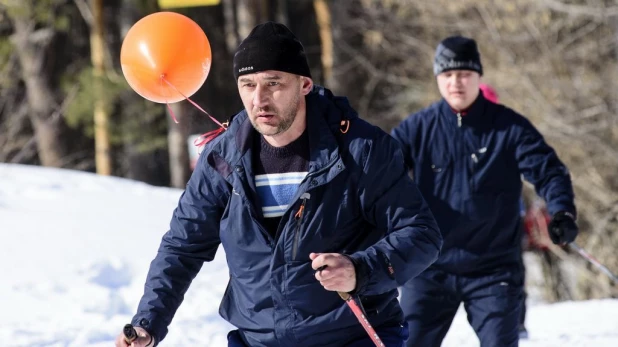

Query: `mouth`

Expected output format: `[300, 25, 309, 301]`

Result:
[254, 113, 276, 123]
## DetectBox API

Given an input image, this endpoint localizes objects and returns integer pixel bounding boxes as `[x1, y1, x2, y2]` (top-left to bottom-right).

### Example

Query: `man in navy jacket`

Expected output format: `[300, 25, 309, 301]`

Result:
[115, 22, 442, 347]
[391, 36, 578, 347]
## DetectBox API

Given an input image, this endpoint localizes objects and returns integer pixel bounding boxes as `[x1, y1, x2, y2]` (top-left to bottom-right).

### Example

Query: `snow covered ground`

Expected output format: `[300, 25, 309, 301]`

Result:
[1, 163, 616, 346]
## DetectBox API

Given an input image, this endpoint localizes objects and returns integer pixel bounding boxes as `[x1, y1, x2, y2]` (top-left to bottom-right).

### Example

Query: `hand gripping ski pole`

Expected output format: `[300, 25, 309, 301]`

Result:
[338, 292, 386, 347]
[122, 324, 154, 346]
[569, 242, 618, 284]
[123, 324, 138, 344]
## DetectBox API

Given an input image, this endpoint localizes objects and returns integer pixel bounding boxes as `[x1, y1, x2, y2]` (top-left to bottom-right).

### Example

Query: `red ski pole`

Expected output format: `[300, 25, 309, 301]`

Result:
[569, 242, 618, 284]
[338, 292, 386, 347]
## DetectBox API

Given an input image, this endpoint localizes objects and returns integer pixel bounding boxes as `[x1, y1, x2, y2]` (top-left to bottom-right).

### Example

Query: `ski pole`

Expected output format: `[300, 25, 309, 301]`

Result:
[338, 292, 385, 347]
[568, 242, 618, 284]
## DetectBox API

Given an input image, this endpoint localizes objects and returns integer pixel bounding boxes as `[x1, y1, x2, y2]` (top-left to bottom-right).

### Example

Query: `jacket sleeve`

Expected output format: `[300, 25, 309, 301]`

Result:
[131, 151, 227, 343]
[512, 115, 576, 217]
[390, 116, 416, 171]
[349, 130, 442, 296]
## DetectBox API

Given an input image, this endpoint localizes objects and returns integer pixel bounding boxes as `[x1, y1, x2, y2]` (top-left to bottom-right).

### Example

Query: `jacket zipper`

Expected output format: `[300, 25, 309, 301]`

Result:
[292, 193, 310, 260]
[455, 112, 465, 211]
[470, 152, 478, 191]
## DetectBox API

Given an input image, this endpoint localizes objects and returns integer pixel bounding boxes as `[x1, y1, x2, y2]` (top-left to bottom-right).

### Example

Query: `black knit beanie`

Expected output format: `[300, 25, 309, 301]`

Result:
[233, 22, 312, 80]
[433, 36, 483, 76]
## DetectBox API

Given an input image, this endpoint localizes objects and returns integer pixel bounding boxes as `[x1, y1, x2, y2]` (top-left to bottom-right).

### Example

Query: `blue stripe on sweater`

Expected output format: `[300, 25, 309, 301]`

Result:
[255, 172, 306, 218]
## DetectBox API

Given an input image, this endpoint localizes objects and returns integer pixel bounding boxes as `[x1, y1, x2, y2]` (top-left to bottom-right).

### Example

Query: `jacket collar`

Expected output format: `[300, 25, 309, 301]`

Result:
[304, 88, 342, 172]
[209, 86, 352, 179]
[439, 92, 491, 128]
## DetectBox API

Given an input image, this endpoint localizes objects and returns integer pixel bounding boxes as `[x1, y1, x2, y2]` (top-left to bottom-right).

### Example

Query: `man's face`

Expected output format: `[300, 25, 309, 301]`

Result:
[437, 70, 481, 111]
[237, 70, 312, 137]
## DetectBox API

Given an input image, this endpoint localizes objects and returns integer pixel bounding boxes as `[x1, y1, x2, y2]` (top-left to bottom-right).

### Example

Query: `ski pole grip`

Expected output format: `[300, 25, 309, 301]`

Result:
[123, 324, 138, 344]
[338, 291, 351, 301]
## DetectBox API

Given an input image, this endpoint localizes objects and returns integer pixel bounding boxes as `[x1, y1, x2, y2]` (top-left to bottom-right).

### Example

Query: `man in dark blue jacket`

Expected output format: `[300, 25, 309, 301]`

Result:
[115, 22, 442, 347]
[391, 36, 578, 347]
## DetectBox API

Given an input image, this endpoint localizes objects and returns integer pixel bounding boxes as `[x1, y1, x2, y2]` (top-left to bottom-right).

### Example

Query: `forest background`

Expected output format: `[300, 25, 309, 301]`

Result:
[1, 0, 617, 301]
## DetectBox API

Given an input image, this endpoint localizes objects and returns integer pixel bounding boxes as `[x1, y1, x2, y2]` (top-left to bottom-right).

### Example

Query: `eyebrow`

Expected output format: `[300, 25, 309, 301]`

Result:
[262, 75, 282, 80]
[238, 75, 283, 83]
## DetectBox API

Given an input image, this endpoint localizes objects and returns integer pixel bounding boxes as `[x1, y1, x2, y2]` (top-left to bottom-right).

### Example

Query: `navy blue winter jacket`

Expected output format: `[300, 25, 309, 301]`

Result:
[391, 94, 575, 274]
[132, 87, 442, 346]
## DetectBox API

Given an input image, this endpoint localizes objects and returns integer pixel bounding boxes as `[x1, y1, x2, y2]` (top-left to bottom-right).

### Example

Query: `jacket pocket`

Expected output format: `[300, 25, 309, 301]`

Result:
[292, 193, 310, 261]
[470, 149, 517, 194]
[420, 151, 453, 195]
[428, 151, 453, 175]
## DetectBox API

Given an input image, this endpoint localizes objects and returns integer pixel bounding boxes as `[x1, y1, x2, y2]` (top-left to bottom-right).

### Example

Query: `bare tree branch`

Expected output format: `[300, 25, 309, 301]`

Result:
[540, 0, 618, 18]
[335, 39, 416, 86]
[51, 84, 79, 122]
[475, 4, 502, 42]
[399, 33, 436, 58]
[72, 0, 93, 27]
[9, 135, 37, 164]
[555, 21, 601, 53]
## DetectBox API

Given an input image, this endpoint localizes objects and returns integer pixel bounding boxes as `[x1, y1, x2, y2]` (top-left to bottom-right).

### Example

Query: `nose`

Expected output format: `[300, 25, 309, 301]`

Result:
[253, 84, 268, 108]
[450, 75, 462, 88]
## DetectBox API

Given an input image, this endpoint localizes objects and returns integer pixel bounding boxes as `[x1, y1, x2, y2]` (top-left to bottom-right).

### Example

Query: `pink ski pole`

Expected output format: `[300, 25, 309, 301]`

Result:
[338, 292, 386, 347]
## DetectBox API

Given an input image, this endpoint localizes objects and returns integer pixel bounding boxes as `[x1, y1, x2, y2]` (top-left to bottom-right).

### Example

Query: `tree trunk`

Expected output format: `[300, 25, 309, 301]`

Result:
[287, 0, 321, 83]
[313, 0, 333, 86]
[0, 75, 34, 163]
[91, 0, 112, 175]
[222, 0, 241, 53]
[236, 0, 257, 39]
[235, 0, 272, 38]
[608, 16, 618, 144]
[11, 20, 67, 167]
[540, 251, 574, 302]
[168, 103, 191, 188]
[328, 0, 367, 95]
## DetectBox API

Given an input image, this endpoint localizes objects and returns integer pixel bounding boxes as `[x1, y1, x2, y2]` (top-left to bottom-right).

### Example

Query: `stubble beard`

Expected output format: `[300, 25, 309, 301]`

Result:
[251, 93, 300, 136]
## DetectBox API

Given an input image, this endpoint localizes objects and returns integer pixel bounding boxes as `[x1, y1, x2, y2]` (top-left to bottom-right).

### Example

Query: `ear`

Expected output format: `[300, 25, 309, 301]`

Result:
[300, 77, 313, 95]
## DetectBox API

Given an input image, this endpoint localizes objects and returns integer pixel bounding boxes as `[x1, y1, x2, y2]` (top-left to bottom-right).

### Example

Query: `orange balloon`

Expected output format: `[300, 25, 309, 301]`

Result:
[120, 12, 211, 104]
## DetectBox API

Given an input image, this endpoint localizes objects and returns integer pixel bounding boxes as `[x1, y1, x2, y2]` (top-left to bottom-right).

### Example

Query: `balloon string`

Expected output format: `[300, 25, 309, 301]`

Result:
[160, 77, 225, 128]
[166, 103, 179, 124]
[161, 77, 178, 124]
[193, 127, 226, 148]
[160, 76, 228, 148]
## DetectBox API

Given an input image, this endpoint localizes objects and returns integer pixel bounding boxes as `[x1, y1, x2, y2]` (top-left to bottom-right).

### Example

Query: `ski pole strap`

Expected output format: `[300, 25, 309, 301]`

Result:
[569, 243, 618, 284]
[338, 292, 386, 347]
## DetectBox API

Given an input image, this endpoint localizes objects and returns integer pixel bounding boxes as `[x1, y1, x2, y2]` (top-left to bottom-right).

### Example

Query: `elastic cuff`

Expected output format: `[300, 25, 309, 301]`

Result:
[344, 254, 369, 295]
[130, 317, 159, 346]
[548, 204, 577, 220]
[555, 210, 576, 221]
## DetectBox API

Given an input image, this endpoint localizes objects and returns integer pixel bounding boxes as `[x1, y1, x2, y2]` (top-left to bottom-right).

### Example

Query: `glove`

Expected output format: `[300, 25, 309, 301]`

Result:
[548, 211, 578, 245]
